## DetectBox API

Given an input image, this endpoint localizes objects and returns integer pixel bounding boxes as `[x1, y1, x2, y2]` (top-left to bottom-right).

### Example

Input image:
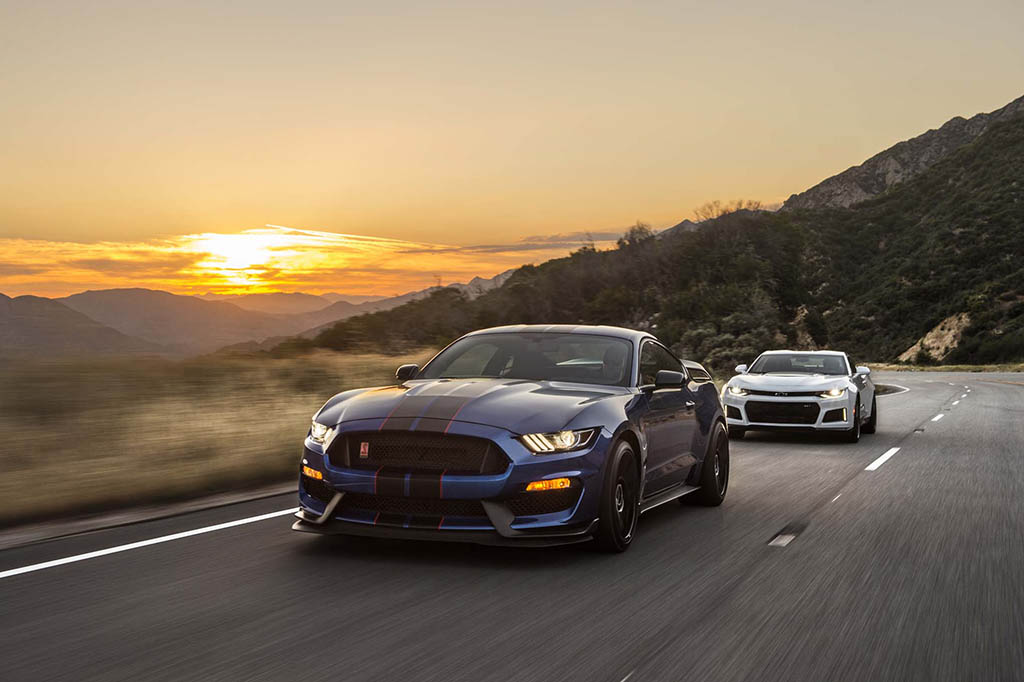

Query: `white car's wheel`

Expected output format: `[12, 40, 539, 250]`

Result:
[842, 400, 861, 443]
[862, 396, 877, 434]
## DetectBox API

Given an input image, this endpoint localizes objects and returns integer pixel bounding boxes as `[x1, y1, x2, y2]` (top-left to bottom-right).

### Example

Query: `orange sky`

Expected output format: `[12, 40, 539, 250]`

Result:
[1, 1, 1021, 297]
[0, 225, 622, 297]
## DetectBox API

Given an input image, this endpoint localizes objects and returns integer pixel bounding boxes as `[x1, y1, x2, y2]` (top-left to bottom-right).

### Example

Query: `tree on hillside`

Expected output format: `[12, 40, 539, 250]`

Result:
[693, 199, 763, 222]
[616, 221, 655, 248]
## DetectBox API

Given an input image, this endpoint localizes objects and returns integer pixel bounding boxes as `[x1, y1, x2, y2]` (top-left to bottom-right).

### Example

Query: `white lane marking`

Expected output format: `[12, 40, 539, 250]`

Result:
[768, 534, 797, 547]
[877, 384, 910, 397]
[953, 400, 960, 406]
[961, 394, 967, 398]
[967, 389, 971, 393]
[0, 508, 298, 580]
[831, 493, 842, 502]
[620, 671, 635, 682]
[931, 413, 945, 422]
[948, 382, 955, 386]
[866, 447, 901, 471]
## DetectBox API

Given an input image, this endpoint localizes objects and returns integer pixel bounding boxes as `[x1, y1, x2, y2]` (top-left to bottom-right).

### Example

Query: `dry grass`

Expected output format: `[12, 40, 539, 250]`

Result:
[0, 349, 434, 526]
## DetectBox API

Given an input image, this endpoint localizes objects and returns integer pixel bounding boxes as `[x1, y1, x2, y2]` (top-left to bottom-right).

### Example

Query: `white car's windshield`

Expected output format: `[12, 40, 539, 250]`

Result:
[748, 353, 849, 375]
[419, 333, 633, 386]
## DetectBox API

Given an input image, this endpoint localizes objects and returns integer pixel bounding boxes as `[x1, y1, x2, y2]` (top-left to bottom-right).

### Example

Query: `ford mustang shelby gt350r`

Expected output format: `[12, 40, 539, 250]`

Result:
[293, 325, 728, 552]
[721, 350, 876, 442]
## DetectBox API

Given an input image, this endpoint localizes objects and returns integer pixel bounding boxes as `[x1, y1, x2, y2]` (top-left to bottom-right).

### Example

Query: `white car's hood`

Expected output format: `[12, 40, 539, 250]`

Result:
[731, 373, 848, 390]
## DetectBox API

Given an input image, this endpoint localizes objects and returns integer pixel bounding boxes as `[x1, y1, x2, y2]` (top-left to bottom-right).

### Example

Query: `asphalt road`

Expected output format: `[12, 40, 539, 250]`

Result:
[2, 372, 1023, 682]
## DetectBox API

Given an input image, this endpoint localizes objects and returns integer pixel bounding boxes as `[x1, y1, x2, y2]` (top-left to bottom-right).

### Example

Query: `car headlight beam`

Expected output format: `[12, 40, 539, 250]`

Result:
[820, 387, 846, 398]
[520, 428, 596, 454]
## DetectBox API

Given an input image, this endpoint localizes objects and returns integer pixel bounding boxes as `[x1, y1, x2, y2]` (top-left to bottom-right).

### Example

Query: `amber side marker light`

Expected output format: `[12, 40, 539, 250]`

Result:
[302, 465, 323, 480]
[526, 478, 571, 492]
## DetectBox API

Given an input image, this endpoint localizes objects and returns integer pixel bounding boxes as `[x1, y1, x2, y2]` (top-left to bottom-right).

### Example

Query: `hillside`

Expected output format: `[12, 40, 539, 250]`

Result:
[784, 94, 1024, 210]
[60, 289, 309, 355]
[197, 292, 333, 315]
[280, 110, 1024, 371]
[0, 294, 161, 356]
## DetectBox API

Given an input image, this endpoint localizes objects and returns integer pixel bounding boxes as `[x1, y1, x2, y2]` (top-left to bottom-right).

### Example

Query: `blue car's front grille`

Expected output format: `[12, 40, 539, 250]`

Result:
[329, 432, 509, 475]
[338, 493, 486, 518]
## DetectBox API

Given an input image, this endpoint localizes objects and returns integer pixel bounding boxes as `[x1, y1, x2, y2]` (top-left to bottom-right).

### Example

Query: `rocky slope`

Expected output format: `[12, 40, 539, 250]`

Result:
[784, 94, 1024, 210]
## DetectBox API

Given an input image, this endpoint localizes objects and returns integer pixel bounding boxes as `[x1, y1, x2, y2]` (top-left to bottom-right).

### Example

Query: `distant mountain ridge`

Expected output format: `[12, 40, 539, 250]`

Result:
[0, 294, 162, 356]
[784, 94, 1024, 210]
[197, 292, 333, 314]
[6, 270, 519, 357]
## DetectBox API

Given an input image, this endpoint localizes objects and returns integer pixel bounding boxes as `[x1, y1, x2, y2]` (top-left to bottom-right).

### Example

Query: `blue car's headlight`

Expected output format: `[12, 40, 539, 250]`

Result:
[520, 428, 596, 454]
[309, 420, 337, 447]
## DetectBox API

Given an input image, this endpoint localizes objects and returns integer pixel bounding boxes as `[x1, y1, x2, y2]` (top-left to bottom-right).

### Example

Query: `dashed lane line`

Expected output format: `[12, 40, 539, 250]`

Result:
[866, 447, 901, 471]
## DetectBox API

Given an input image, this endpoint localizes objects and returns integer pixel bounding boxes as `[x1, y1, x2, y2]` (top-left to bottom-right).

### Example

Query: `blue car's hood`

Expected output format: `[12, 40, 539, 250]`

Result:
[317, 377, 632, 434]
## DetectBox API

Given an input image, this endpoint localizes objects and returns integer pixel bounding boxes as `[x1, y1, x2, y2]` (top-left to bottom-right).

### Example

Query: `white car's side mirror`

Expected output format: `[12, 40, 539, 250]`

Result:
[735, 364, 748, 374]
[856, 366, 871, 376]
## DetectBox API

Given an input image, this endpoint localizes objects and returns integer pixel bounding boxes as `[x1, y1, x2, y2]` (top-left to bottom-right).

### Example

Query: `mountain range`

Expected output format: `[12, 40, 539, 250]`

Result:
[281, 93, 1024, 368]
[0, 271, 513, 357]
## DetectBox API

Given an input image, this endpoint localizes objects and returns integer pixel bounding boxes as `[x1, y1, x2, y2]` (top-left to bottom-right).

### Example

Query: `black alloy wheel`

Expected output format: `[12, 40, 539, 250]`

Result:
[595, 440, 640, 553]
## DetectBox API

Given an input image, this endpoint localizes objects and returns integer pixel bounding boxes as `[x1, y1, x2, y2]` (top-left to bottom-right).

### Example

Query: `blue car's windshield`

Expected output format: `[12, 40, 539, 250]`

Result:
[748, 353, 849, 375]
[419, 333, 633, 387]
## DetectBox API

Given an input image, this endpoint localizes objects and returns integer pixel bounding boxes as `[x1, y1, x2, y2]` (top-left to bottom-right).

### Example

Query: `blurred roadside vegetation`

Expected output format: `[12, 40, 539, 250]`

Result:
[0, 350, 431, 526]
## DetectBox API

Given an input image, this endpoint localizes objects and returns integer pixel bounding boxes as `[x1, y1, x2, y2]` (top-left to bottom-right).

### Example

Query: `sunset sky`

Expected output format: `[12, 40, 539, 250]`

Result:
[1, 0, 1021, 297]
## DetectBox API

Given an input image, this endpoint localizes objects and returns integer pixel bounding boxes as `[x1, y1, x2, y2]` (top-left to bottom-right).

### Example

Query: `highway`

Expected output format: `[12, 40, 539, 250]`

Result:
[2, 372, 1023, 681]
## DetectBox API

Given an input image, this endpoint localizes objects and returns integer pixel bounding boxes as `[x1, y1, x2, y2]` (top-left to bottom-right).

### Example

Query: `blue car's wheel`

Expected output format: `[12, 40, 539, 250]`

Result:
[595, 440, 639, 553]
[692, 422, 729, 506]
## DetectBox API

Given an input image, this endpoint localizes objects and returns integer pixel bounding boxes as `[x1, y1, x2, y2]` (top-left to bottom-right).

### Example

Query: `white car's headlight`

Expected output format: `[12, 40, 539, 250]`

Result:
[820, 387, 846, 398]
[727, 385, 749, 397]
[309, 420, 336, 446]
[520, 428, 596, 454]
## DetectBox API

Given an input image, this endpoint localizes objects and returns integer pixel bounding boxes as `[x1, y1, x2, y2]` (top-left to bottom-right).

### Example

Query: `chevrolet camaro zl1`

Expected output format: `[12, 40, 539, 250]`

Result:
[293, 325, 728, 552]
[721, 350, 876, 442]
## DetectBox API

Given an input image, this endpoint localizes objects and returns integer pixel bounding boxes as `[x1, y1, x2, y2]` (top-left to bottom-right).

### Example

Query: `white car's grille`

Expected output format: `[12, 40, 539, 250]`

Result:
[745, 401, 820, 425]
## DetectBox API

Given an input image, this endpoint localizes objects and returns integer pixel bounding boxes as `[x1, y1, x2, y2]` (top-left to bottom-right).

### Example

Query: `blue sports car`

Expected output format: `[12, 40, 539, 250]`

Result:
[292, 325, 728, 552]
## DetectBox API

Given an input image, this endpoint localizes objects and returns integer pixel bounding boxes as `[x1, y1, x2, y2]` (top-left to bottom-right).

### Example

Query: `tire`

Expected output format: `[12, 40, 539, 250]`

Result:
[691, 422, 729, 506]
[862, 396, 877, 434]
[728, 426, 745, 440]
[594, 440, 640, 553]
[842, 400, 861, 443]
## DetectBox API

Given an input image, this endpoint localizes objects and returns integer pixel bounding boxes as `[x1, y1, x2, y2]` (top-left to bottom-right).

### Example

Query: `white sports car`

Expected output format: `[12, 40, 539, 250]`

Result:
[721, 350, 876, 443]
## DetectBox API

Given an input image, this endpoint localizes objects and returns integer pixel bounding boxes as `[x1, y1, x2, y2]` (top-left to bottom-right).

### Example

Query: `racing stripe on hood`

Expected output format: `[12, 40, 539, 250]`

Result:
[415, 381, 515, 433]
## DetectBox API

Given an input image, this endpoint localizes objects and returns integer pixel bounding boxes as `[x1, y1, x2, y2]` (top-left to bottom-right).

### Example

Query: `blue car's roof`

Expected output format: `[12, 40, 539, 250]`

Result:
[462, 324, 654, 344]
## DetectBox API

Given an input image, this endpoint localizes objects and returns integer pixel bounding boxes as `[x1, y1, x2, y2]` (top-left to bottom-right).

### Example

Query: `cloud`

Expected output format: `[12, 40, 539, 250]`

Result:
[63, 253, 208, 276]
[0, 262, 47, 276]
[518, 230, 626, 243]
[0, 225, 621, 297]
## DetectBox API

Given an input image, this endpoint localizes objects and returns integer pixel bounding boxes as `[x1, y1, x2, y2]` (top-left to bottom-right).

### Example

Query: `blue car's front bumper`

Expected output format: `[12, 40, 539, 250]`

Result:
[292, 419, 613, 546]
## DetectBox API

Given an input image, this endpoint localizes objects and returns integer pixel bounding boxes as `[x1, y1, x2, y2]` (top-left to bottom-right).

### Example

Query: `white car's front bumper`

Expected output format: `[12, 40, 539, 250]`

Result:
[722, 393, 854, 430]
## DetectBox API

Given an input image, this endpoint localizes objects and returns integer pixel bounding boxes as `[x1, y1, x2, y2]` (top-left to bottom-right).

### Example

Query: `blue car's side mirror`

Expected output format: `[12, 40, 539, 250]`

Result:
[395, 364, 419, 382]
[653, 369, 685, 389]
